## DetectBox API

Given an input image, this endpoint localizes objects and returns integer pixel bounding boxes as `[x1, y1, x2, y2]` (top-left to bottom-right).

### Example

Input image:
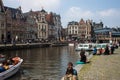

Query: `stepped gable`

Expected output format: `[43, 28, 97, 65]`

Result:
[46, 12, 54, 25]
[79, 18, 85, 25]
[40, 8, 46, 13]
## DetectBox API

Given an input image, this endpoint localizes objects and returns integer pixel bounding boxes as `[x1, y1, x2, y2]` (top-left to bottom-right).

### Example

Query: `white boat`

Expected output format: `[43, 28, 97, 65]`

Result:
[75, 43, 94, 51]
[68, 43, 75, 46]
[96, 43, 108, 49]
[0, 59, 23, 80]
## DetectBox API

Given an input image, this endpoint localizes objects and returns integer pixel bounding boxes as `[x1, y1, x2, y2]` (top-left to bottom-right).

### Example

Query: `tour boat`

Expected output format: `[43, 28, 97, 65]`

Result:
[0, 58, 23, 80]
[96, 43, 108, 49]
[75, 43, 95, 51]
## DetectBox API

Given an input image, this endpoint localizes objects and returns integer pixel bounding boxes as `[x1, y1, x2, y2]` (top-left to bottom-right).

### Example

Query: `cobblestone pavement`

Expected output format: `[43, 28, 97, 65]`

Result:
[78, 47, 120, 80]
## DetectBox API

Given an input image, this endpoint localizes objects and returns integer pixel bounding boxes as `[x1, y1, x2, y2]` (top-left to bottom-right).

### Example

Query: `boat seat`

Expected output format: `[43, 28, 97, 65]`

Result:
[9, 65, 13, 68]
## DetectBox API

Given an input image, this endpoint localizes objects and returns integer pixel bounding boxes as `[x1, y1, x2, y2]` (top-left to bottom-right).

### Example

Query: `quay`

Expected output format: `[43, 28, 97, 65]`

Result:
[77, 47, 120, 80]
[0, 42, 68, 51]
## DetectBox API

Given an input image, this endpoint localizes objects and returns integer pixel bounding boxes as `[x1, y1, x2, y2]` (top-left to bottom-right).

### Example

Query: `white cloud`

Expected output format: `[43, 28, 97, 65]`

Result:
[19, 0, 60, 12]
[65, 7, 93, 20]
[62, 7, 93, 27]
[98, 9, 120, 17]
[62, 7, 120, 27]
[96, 9, 120, 27]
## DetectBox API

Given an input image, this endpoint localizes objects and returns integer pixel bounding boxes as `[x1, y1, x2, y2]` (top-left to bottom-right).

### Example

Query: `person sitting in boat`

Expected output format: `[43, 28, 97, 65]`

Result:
[12, 57, 20, 65]
[0, 60, 10, 72]
[61, 62, 77, 80]
[0, 63, 5, 72]
[80, 49, 89, 63]
[2, 60, 10, 70]
[7, 58, 14, 65]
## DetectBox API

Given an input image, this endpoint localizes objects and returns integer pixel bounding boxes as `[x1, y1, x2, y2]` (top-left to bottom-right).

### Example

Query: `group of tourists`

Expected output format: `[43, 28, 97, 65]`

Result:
[62, 43, 119, 80]
[93, 44, 116, 55]
[61, 49, 90, 80]
[0, 56, 20, 73]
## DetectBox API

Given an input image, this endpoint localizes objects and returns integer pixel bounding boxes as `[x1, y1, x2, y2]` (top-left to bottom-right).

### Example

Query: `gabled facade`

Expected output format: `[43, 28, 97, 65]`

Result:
[23, 10, 37, 41]
[78, 19, 87, 39]
[68, 21, 79, 35]
[23, 9, 63, 42]
[0, 0, 6, 43]
[36, 9, 48, 40]
[93, 21, 103, 30]
[67, 21, 79, 41]
[46, 12, 55, 40]
[67, 19, 93, 42]
[78, 19, 92, 41]
[52, 13, 62, 41]
[0, 0, 63, 43]
[4, 6, 27, 43]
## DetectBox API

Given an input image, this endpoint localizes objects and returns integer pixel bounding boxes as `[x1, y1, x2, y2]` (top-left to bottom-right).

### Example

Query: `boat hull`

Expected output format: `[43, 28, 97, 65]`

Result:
[75, 48, 93, 51]
[0, 59, 23, 80]
[75, 43, 95, 51]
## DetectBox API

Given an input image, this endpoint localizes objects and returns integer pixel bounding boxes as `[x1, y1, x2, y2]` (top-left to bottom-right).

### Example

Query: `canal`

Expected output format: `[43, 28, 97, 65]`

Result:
[3, 46, 91, 80]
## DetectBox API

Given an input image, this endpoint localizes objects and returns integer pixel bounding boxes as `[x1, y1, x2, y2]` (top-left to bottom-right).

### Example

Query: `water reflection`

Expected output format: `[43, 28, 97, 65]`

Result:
[2, 46, 91, 80]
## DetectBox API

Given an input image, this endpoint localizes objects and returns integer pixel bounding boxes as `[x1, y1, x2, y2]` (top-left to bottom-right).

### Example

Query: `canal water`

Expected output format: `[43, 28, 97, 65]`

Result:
[3, 46, 91, 80]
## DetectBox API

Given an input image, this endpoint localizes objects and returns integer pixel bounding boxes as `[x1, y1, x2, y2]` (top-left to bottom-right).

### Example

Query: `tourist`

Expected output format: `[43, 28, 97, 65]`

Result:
[12, 56, 20, 65]
[7, 57, 14, 65]
[93, 46, 97, 55]
[61, 62, 77, 80]
[110, 44, 115, 54]
[79, 49, 90, 63]
[0, 63, 5, 73]
[3, 60, 10, 70]
[104, 45, 110, 55]
[98, 48, 102, 55]
[80, 49, 87, 63]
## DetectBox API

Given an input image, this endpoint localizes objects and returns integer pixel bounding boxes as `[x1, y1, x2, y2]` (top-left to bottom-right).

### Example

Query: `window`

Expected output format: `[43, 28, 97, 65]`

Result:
[75, 31, 77, 34]
[1, 23, 4, 27]
[75, 26, 77, 29]
[42, 18, 44, 21]
[79, 45, 83, 47]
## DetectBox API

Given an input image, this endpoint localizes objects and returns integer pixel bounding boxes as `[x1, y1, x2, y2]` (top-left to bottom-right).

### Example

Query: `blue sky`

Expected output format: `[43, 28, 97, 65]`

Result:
[3, 0, 120, 28]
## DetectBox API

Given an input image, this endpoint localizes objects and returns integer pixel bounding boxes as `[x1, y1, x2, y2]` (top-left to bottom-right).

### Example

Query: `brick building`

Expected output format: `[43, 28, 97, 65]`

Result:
[0, 0, 6, 43]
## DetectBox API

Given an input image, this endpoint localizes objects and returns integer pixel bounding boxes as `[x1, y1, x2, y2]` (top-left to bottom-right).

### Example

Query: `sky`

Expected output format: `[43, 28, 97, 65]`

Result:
[3, 0, 120, 28]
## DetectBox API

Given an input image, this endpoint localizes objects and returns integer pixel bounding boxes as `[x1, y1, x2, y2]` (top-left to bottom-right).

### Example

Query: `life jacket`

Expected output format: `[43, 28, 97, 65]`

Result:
[3, 65, 9, 70]
[12, 57, 20, 65]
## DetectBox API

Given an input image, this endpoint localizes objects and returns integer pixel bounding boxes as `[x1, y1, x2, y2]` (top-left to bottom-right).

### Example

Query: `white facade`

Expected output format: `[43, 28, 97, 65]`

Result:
[36, 10, 48, 40]
[67, 21, 79, 35]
